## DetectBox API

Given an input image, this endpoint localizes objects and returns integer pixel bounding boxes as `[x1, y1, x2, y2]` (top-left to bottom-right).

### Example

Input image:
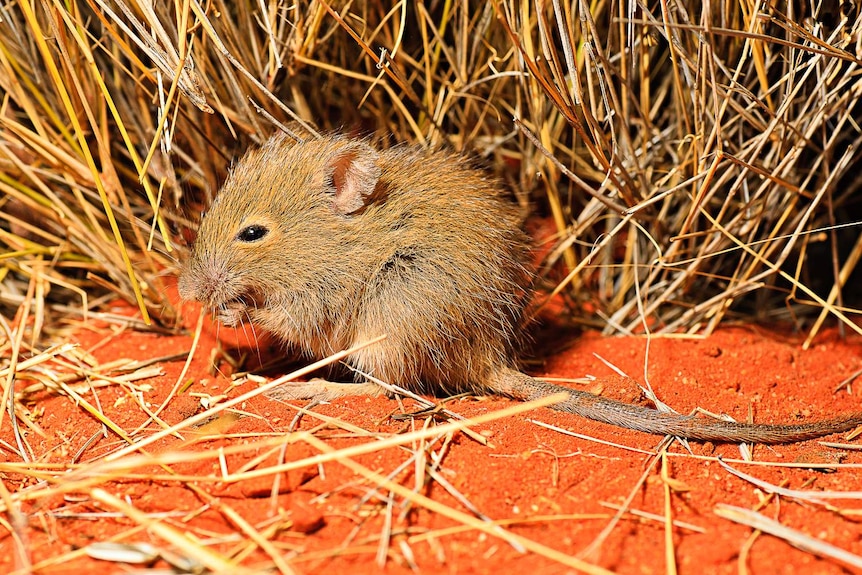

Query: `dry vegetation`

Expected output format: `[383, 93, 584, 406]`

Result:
[1, 0, 861, 573]
[2, 0, 860, 338]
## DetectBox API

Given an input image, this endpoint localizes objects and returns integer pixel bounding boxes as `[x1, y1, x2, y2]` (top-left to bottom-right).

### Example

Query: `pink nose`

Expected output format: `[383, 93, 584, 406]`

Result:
[178, 260, 224, 305]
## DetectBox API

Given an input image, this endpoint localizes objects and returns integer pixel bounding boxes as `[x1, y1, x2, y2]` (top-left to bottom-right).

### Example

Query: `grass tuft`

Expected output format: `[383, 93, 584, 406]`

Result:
[1, 1, 861, 571]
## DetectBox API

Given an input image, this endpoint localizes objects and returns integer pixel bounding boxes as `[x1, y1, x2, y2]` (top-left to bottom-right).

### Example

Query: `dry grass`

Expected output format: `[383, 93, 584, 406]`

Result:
[2, 1, 860, 341]
[1, 0, 862, 572]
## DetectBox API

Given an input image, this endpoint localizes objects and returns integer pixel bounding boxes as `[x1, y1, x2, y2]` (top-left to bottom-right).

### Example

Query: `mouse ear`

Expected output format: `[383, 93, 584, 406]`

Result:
[328, 144, 382, 215]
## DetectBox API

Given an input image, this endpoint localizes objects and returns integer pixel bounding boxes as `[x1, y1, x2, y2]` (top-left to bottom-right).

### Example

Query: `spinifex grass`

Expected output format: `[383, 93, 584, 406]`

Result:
[1, 1, 861, 573]
[1, 2, 858, 342]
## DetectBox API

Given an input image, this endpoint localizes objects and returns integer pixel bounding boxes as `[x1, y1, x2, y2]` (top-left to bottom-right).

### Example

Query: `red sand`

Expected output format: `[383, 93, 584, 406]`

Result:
[3, 316, 861, 574]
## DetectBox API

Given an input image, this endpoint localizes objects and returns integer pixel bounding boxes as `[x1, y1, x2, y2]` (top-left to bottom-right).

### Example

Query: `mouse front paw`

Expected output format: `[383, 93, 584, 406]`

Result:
[215, 301, 248, 327]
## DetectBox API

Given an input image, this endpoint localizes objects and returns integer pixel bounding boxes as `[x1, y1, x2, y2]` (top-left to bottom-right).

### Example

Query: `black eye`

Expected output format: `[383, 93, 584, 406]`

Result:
[236, 224, 269, 243]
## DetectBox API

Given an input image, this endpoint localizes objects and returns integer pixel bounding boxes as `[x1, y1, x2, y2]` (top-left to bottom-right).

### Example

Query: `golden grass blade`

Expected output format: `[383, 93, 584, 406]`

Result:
[300, 433, 614, 574]
[661, 452, 679, 575]
[90, 488, 255, 574]
[15, 0, 151, 323]
[715, 504, 862, 570]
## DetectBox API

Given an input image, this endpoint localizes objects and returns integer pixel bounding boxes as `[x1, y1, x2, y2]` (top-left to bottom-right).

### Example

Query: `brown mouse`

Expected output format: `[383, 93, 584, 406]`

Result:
[179, 133, 862, 444]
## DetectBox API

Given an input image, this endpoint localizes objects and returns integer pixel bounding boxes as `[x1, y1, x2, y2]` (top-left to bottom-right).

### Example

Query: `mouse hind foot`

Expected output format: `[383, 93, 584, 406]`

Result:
[266, 378, 385, 403]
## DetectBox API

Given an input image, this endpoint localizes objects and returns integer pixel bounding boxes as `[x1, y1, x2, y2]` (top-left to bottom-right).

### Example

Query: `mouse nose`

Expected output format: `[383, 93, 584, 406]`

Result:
[179, 256, 254, 311]
[178, 258, 224, 305]
[177, 269, 204, 303]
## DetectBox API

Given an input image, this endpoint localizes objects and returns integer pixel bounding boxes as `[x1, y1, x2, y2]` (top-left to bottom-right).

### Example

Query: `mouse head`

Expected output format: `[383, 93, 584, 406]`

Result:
[178, 134, 384, 326]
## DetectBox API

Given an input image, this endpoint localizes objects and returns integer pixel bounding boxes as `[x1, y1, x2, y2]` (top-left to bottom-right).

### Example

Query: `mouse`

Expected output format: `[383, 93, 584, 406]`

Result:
[178, 132, 862, 444]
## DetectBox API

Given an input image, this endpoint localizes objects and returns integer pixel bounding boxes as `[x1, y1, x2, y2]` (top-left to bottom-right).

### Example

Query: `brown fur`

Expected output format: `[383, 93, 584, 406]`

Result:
[179, 134, 862, 444]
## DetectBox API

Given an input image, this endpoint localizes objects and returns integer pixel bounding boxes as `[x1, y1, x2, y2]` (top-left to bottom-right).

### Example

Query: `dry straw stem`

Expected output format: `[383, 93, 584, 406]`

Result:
[5, 390, 566, 502]
[91, 489, 259, 574]
[3, 392, 577, 572]
[299, 430, 615, 574]
[715, 504, 862, 570]
[1, 0, 862, 571]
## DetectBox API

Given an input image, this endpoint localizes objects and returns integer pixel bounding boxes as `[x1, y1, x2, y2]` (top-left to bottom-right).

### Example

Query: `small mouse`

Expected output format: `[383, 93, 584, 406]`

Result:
[179, 133, 862, 444]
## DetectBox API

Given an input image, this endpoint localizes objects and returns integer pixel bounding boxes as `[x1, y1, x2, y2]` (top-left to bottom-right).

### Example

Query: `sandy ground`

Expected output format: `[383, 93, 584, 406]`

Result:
[2, 310, 861, 574]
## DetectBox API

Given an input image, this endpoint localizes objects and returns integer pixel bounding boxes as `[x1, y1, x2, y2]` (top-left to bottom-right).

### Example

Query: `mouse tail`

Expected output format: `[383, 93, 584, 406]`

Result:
[490, 368, 862, 444]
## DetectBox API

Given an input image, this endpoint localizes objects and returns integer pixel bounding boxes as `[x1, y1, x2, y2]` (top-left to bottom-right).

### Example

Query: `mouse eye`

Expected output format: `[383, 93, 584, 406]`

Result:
[236, 224, 269, 243]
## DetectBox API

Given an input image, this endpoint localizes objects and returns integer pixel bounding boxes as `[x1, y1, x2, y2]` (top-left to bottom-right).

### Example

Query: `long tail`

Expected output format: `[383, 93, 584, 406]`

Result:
[491, 369, 862, 444]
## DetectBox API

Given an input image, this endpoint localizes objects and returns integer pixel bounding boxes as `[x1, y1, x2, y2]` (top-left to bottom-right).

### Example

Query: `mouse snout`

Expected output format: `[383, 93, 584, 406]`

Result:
[178, 257, 235, 307]
[177, 273, 195, 302]
[178, 273, 211, 305]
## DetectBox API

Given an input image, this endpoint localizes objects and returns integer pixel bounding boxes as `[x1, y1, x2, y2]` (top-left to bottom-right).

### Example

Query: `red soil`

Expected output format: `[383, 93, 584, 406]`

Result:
[2, 311, 861, 574]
